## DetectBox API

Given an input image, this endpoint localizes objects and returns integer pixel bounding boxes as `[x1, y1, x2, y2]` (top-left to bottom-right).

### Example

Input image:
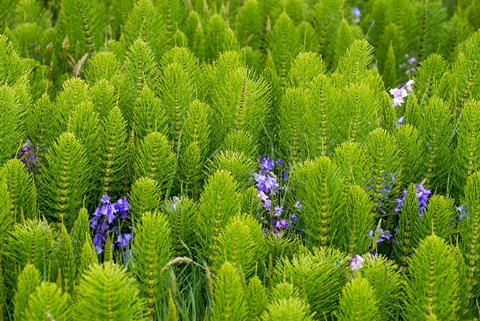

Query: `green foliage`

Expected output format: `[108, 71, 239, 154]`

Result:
[53, 78, 91, 136]
[277, 88, 310, 163]
[89, 79, 117, 119]
[204, 15, 239, 62]
[365, 129, 400, 211]
[128, 177, 162, 224]
[236, 0, 262, 50]
[117, 39, 159, 126]
[394, 184, 421, 268]
[290, 157, 344, 248]
[70, 207, 90, 260]
[121, 0, 165, 60]
[162, 196, 197, 258]
[269, 13, 301, 81]
[57, 0, 108, 59]
[1, 1, 480, 319]
[341, 185, 375, 255]
[207, 58, 268, 151]
[212, 214, 266, 278]
[56, 224, 76, 295]
[0, 85, 26, 165]
[132, 211, 173, 319]
[403, 235, 460, 321]
[78, 234, 97, 277]
[273, 247, 348, 319]
[159, 61, 196, 151]
[211, 262, 247, 321]
[359, 254, 403, 319]
[460, 172, 480, 311]
[39, 132, 90, 229]
[287, 52, 326, 89]
[1, 159, 37, 221]
[419, 96, 453, 191]
[196, 171, 240, 262]
[453, 101, 480, 194]
[335, 277, 380, 321]
[246, 276, 268, 320]
[154, 0, 187, 50]
[84, 51, 120, 84]
[133, 85, 166, 140]
[447, 31, 480, 111]
[0, 180, 13, 247]
[393, 125, 425, 190]
[416, 195, 456, 245]
[96, 106, 128, 200]
[0, 35, 31, 86]
[262, 296, 314, 321]
[333, 142, 371, 187]
[75, 263, 146, 321]
[207, 151, 257, 189]
[26, 94, 56, 151]
[134, 131, 175, 197]
[178, 100, 211, 198]
[23, 282, 72, 321]
[3, 219, 57, 297]
[13, 264, 41, 321]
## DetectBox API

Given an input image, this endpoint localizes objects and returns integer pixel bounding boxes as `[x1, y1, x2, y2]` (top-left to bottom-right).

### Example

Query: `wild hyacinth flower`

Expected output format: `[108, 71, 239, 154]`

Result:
[349, 255, 364, 272]
[395, 184, 431, 215]
[389, 80, 414, 107]
[260, 156, 275, 172]
[18, 139, 39, 172]
[90, 195, 132, 254]
[416, 184, 431, 215]
[394, 116, 405, 126]
[254, 157, 296, 235]
[400, 54, 417, 75]
[351, 7, 361, 24]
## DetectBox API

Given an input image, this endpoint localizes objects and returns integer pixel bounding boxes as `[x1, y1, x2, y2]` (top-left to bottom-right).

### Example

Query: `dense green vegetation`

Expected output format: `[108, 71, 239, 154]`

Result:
[1, 0, 480, 320]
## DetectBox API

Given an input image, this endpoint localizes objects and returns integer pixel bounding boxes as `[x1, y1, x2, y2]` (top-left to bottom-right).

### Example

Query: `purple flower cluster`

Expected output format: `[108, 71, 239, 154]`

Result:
[254, 157, 298, 235]
[349, 255, 364, 273]
[18, 139, 39, 172]
[389, 80, 414, 107]
[400, 54, 417, 76]
[395, 184, 432, 216]
[369, 228, 394, 244]
[90, 195, 132, 254]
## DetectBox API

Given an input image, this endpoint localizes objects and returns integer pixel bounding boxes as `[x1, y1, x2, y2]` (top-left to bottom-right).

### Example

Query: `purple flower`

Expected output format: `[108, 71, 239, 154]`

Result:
[101, 195, 110, 204]
[274, 206, 283, 216]
[273, 219, 289, 229]
[254, 173, 279, 193]
[263, 199, 271, 211]
[114, 197, 130, 219]
[257, 191, 268, 202]
[404, 79, 414, 93]
[395, 189, 407, 213]
[93, 233, 104, 254]
[260, 157, 275, 172]
[416, 184, 431, 215]
[352, 7, 361, 24]
[116, 233, 132, 248]
[395, 116, 405, 126]
[395, 184, 431, 215]
[290, 213, 298, 224]
[349, 255, 364, 272]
